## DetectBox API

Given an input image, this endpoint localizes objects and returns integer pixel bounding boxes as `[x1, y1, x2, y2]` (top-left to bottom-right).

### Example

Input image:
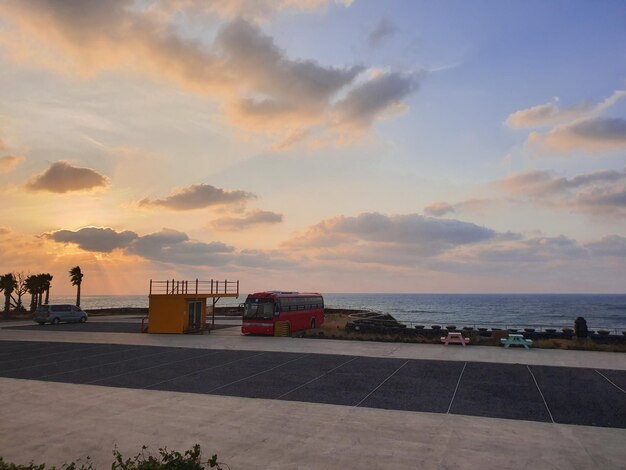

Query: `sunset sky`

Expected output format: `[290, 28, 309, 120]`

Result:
[1, 0, 625, 296]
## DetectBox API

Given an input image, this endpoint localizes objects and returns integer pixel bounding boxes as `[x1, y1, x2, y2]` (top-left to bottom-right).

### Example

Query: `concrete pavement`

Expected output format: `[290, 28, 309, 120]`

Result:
[0, 319, 625, 468]
[1, 378, 624, 469]
[1, 317, 625, 370]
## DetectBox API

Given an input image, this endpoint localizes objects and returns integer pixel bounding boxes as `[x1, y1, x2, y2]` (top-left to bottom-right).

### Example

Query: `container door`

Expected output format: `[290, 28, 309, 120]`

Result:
[187, 301, 202, 331]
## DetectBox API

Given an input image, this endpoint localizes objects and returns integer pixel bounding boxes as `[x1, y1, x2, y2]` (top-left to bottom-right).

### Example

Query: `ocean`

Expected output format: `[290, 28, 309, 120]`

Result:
[52, 293, 626, 331]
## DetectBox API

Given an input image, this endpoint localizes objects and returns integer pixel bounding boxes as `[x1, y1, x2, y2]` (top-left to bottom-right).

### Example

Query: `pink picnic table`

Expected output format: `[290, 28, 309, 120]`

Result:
[440, 331, 470, 346]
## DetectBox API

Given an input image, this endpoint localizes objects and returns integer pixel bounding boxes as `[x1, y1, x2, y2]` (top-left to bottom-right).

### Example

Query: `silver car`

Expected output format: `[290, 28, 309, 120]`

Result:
[34, 304, 88, 325]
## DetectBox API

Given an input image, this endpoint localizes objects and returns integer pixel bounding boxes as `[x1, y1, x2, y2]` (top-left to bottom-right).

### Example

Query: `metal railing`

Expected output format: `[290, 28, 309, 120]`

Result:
[149, 279, 239, 296]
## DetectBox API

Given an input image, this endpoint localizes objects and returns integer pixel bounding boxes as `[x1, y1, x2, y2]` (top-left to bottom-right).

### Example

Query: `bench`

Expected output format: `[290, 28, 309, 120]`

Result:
[500, 334, 533, 349]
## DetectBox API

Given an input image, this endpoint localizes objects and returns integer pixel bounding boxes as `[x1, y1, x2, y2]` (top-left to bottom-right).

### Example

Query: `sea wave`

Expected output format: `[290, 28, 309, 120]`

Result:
[49, 293, 626, 329]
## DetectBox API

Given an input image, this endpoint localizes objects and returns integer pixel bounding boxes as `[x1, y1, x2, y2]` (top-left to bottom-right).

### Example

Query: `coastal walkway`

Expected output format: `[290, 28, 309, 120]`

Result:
[1, 319, 625, 468]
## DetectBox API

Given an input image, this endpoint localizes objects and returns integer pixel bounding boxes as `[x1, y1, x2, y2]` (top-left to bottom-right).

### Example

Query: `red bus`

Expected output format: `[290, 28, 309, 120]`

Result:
[241, 291, 324, 335]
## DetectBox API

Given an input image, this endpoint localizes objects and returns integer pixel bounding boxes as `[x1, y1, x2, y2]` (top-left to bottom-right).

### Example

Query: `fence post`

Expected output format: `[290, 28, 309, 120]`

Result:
[166, 280, 169, 294]
[149, 279, 152, 295]
[195, 279, 198, 295]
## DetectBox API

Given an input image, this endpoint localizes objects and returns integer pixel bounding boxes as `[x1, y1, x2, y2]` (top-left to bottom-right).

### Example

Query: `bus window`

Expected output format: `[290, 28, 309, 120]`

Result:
[244, 301, 275, 320]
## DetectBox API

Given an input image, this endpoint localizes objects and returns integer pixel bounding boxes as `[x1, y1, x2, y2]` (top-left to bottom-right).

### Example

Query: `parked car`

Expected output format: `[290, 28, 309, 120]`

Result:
[34, 304, 88, 325]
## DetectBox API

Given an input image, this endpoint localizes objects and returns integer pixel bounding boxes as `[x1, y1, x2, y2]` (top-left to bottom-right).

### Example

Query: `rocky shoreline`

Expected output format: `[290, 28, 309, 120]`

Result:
[0, 306, 366, 321]
[83, 306, 366, 317]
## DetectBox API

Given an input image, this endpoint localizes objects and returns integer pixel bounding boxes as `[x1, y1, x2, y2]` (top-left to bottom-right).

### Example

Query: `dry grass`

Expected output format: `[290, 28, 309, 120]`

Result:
[533, 338, 626, 352]
[321, 312, 351, 330]
[313, 313, 626, 352]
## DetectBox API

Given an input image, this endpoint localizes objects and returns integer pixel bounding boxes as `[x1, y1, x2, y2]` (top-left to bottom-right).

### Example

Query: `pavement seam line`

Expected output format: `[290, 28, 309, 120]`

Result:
[276, 356, 358, 399]
[594, 369, 626, 394]
[142, 352, 268, 389]
[1, 346, 141, 373]
[354, 360, 409, 408]
[446, 361, 467, 414]
[205, 354, 310, 394]
[526, 365, 555, 424]
[37, 348, 179, 379]
[0, 343, 108, 364]
[86, 349, 226, 385]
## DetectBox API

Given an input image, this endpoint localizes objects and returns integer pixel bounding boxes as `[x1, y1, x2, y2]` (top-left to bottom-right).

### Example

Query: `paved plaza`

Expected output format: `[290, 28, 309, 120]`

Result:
[0, 318, 624, 468]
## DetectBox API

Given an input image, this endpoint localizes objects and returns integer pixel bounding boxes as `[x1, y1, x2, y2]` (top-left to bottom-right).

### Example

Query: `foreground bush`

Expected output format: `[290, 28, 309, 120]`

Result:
[0, 445, 226, 470]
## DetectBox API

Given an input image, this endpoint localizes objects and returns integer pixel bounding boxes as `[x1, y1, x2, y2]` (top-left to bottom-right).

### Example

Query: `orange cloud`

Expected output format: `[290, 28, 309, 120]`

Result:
[528, 117, 626, 154]
[0, 1, 418, 149]
[211, 210, 283, 231]
[506, 89, 625, 129]
[152, 0, 353, 22]
[139, 184, 255, 210]
[424, 199, 491, 217]
[506, 98, 592, 129]
[0, 155, 24, 173]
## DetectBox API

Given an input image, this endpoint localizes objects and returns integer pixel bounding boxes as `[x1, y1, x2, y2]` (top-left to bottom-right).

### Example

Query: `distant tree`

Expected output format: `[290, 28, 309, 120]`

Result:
[69, 266, 83, 307]
[12, 272, 29, 312]
[0, 273, 17, 318]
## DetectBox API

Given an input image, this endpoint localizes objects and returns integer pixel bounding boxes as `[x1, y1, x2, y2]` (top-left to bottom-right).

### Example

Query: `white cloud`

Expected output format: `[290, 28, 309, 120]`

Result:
[368, 18, 397, 48]
[334, 72, 419, 130]
[586, 235, 626, 257]
[285, 212, 497, 266]
[497, 168, 626, 216]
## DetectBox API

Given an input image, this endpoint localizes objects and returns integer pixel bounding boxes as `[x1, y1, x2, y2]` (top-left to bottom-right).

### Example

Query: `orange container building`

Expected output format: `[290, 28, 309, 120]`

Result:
[147, 279, 239, 334]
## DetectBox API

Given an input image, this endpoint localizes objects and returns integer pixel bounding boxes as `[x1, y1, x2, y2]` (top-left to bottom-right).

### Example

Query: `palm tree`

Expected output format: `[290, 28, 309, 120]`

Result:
[69, 266, 83, 307]
[0, 273, 17, 318]
[41, 273, 53, 304]
[34, 274, 46, 307]
[24, 275, 40, 312]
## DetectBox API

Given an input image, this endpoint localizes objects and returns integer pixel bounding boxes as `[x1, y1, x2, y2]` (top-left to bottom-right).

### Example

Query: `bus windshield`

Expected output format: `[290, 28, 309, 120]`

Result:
[243, 300, 275, 320]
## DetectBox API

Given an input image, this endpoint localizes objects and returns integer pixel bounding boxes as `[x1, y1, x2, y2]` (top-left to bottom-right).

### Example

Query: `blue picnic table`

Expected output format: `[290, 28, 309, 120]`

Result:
[500, 334, 533, 349]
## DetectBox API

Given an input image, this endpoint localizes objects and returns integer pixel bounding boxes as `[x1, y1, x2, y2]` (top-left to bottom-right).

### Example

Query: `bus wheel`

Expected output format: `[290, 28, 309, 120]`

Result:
[310, 318, 316, 330]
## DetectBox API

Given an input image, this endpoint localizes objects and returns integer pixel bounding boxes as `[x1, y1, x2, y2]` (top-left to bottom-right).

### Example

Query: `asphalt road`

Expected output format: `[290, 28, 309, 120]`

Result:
[0, 340, 624, 429]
